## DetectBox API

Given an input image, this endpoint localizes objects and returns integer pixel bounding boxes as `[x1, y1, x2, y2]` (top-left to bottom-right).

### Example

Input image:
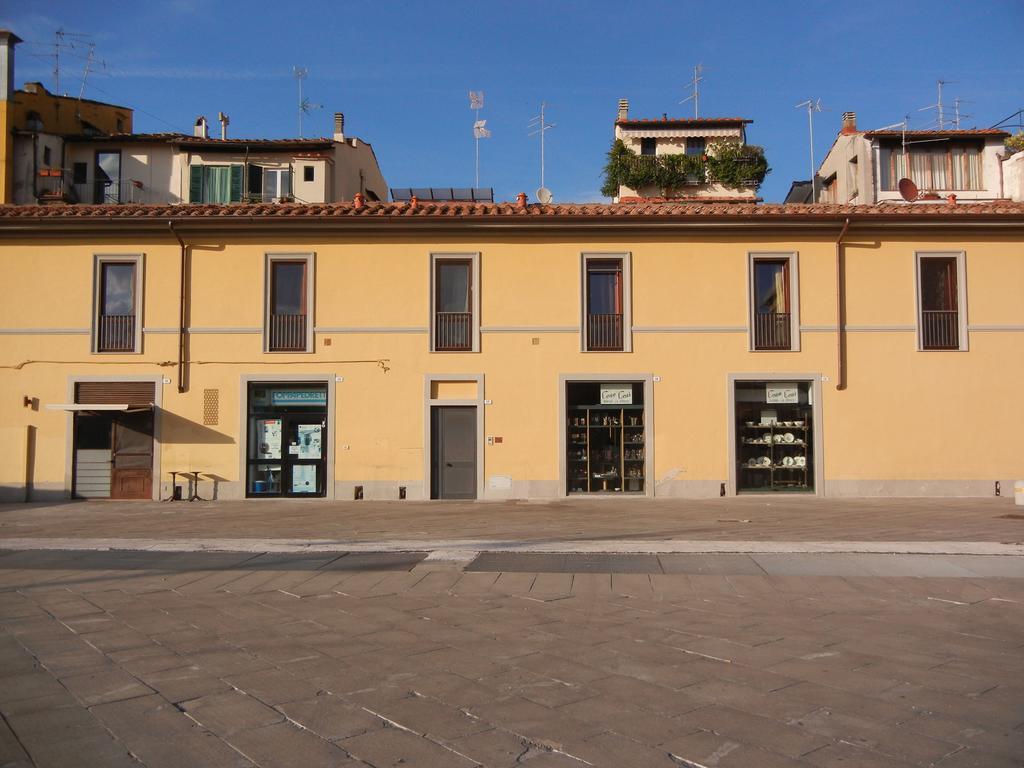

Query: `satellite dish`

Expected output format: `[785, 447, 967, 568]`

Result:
[536, 186, 553, 204]
[898, 177, 919, 202]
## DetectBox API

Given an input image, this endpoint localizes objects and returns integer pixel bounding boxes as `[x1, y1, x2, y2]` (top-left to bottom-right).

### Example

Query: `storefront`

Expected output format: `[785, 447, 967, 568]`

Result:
[732, 379, 817, 494]
[246, 382, 328, 497]
[564, 380, 647, 494]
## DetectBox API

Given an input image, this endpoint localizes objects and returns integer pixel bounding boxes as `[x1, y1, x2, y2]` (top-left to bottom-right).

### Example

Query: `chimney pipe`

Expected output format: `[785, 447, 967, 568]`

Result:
[217, 112, 229, 140]
[516, 192, 527, 209]
[194, 116, 208, 139]
[617, 98, 629, 122]
[841, 111, 857, 134]
[0, 30, 22, 102]
[333, 112, 345, 142]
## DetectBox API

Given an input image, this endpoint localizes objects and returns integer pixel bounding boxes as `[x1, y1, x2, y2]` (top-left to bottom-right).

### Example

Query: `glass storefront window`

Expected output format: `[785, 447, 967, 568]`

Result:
[247, 383, 327, 498]
[566, 382, 645, 494]
[735, 381, 813, 493]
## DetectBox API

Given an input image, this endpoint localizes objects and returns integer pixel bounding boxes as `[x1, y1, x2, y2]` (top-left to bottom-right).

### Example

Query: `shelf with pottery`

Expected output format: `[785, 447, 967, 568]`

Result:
[566, 406, 645, 494]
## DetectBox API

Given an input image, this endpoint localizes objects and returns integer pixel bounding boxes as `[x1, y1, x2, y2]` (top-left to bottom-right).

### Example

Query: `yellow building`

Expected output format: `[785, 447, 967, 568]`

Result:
[0, 199, 1022, 502]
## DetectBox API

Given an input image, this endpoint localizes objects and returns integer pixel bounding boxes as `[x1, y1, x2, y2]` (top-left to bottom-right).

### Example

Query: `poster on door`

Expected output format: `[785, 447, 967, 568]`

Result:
[292, 464, 317, 493]
[296, 424, 322, 459]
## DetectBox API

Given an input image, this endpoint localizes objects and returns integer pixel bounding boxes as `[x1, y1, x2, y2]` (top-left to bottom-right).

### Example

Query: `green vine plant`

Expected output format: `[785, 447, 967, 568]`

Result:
[601, 138, 770, 198]
[1005, 131, 1024, 156]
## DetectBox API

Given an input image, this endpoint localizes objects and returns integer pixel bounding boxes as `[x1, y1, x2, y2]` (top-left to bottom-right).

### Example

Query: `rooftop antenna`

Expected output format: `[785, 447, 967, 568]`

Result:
[469, 90, 490, 187]
[952, 97, 973, 130]
[78, 42, 102, 102]
[679, 63, 704, 118]
[795, 98, 824, 202]
[53, 28, 93, 96]
[293, 67, 320, 138]
[528, 101, 556, 203]
[918, 79, 956, 130]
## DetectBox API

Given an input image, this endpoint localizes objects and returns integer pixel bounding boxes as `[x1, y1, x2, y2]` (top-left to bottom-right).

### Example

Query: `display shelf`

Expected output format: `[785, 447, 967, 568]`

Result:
[737, 410, 812, 492]
[567, 405, 644, 494]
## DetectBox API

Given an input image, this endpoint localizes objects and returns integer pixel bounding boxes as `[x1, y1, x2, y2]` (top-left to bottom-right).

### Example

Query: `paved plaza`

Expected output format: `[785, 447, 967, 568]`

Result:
[1, 498, 1022, 767]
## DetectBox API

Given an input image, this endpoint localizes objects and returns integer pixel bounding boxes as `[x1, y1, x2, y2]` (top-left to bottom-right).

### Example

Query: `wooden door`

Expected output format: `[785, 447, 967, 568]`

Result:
[110, 411, 153, 499]
[431, 406, 476, 499]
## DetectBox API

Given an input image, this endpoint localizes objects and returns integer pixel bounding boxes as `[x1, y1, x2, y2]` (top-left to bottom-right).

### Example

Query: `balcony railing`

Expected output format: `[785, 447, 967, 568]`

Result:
[587, 313, 623, 351]
[97, 314, 136, 352]
[753, 312, 792, 350]
[269, 313, 307, 351]
[435, 312, 472, 351]
[921, 310, 959, 350]
[71, 181, 149, 205]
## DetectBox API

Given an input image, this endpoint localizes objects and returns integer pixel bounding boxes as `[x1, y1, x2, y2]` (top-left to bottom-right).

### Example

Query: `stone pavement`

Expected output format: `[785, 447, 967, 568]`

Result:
[1, 548, 1023, 768]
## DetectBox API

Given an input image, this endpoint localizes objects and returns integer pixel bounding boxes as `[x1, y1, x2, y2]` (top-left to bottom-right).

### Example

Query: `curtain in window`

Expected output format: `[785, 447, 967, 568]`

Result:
[965, 148, 981, 190]
[754, 261, 787, 314]
[909, 151, 929, 189]
[205, 167, 231, 203]
[880, 147, 906, 190]
[587, 263, 622, 315]
[928, 150, 947, 190]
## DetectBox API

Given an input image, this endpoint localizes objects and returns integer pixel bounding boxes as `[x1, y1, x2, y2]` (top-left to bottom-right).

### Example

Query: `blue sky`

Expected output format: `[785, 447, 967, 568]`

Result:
[6, 1, 1024, 203]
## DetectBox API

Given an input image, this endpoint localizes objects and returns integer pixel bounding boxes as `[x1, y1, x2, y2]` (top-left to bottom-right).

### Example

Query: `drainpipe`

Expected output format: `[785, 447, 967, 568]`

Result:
[168, 221, 188, 393]
[835, 217, 851, 391]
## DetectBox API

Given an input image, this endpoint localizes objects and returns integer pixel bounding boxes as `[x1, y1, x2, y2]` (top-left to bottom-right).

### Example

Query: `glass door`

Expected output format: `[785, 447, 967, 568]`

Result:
[246, 383, 328, 498]
[284, 417, 325, 496]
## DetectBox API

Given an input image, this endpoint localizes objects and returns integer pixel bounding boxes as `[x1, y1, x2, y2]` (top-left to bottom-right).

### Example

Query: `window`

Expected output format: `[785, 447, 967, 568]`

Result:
[93, 255, 143, 353]
[43, 146, 52, 166]
[847, 156, 858, 200]
[95, 151, 121, 204]
[189, 164, 243, 203]
[303, 165, 314, 182]
[72, 162, 88, 184]
[819, 174, 837, 204]
[686, 137, 706, 156]
[640, 137, 657, 156]
[263, 168, 292, 201]
[582, 253, 631, 352]
[430, 253, 480, 352]
[917, 252, 967, 351]
[265, 254, 314, 352]
[879, 143, 983, 191]
[749, 253, 799, 351]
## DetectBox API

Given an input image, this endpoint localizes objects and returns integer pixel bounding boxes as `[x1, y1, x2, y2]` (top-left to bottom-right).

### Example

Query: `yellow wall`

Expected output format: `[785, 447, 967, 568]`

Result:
[1, 227, 1021, 500]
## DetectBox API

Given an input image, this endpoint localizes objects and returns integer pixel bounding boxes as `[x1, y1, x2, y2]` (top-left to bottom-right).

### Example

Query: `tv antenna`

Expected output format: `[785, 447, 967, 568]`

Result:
[918, 79, 956, 130]
[469, 90, 490, 187]
[528, 101, 556, 203]
[795, 98, 824, 202]
[293, 67, 321, 137]
[53, 28, 93, 96]
[952, 97, 973, 130]
[679, 63, 704, 118]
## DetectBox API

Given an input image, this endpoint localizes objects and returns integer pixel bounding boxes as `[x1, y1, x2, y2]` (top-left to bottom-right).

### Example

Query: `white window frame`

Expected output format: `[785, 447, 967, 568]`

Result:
[747, 252, 800, 352]
[92, 253, 144, 354]
[429, 252, 481, 353]
[263, 167, 293, 202]
[915, 251, 968, 352]
[580, 252, 632, 353]
[264, 253, 315, 353]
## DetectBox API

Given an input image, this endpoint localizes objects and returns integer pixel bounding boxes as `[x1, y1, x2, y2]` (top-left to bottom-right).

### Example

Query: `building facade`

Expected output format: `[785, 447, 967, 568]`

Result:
[0, 200, 1022, 503]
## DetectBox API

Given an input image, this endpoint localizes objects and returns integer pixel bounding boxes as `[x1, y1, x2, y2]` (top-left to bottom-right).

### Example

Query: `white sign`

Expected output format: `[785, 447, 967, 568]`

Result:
[296, 424, 322, 459]
[600, 384, 633, 405]
[766, 383, 799, 404]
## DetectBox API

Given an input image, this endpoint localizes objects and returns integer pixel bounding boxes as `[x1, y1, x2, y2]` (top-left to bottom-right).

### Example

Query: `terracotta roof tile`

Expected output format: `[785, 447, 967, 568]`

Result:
[617, 117, 752, 127]
[2, 201, 1024, 223]
[864, 129, 1009, 139]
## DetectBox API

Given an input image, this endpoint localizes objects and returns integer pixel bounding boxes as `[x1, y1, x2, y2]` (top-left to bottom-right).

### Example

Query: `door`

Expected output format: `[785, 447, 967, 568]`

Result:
[283, 416, 326, 497]
[431, 406, 477, 499]
[110, 411, 153, 499]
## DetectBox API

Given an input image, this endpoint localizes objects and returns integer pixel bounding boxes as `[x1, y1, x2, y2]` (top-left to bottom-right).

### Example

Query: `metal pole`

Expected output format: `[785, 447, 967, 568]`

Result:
[474, 107, 480, 187]
[808, 103, 815, 203]
[539, 103, 545, 189]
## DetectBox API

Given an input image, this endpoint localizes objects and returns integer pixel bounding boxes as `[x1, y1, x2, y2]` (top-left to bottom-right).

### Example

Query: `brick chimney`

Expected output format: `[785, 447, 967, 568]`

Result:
[333, 112, 345, 142]
[194, 115, 209, 139]
[0, 30, 22, 102]
[841, 111, 858, 135]
[617, 99, 629, 122]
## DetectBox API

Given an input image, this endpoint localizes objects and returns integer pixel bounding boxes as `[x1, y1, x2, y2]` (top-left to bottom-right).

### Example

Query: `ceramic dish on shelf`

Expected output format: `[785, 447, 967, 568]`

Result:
[794, 420, 805, 427]
[759, 456, 771, 467]
[773, 434, 783, 443]
[747, 458, 758, 467]
[745, 421, 755, 427]
[795, 456, 806, 467]
[784, 432, 795, 443]
[783, 456, 795, 467]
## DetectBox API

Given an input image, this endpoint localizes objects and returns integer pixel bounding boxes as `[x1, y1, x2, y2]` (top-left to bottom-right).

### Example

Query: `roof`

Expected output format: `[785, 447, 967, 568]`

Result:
[783, 181, 814, 205]
[2, 201, 1023, 230]
[65, 132, 335, 149]
[616, 117, 752, 128]
[864, 129, 1009, 139]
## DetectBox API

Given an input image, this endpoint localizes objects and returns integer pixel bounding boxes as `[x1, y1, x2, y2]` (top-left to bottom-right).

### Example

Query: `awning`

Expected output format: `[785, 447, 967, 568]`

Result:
[46, 403, 154, 412]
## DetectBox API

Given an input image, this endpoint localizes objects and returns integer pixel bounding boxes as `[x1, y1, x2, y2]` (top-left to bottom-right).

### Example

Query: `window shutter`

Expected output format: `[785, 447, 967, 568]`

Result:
[189, 165, 203, 203]
[230, 164, 243, 202]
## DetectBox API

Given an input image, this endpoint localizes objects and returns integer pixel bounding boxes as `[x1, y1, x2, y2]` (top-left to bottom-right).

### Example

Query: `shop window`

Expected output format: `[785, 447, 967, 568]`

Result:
[566, 381, 645, 494]
[917, 252, 967, 351]
[265, 254, 314, 352]
[735, 380, 814, 493]
[189, 164, 243, 203]
[582, 253, 631, 352]
[247, 383, 327, 498]
[93, 255, 143, 353]
[749, 252, 799, 352]
[430, 253, 480, 352]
